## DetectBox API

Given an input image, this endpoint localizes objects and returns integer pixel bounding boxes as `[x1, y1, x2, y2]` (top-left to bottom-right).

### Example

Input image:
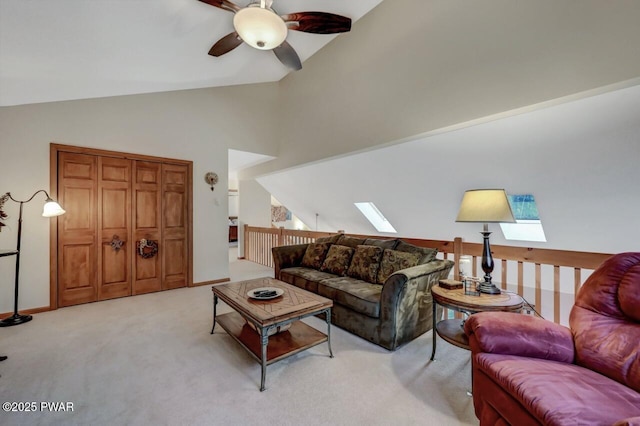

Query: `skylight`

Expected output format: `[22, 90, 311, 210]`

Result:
[500, 194, 547, 242]
[354, 202, 397, 233]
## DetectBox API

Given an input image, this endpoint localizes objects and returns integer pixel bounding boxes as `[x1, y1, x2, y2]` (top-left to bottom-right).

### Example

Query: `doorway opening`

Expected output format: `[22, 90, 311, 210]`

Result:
[227, 149, 275, 263]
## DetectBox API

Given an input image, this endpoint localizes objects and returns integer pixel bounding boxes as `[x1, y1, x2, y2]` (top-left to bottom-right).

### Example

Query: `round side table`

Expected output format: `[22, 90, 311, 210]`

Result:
[430, 284, 523, 360]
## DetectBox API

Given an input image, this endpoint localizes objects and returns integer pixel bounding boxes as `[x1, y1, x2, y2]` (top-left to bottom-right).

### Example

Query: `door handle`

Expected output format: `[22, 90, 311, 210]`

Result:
[110, 235, 124, 252]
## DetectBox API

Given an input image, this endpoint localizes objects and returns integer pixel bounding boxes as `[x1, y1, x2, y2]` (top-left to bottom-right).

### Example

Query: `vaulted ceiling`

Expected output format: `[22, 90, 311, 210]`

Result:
[0, 0, 383, 106]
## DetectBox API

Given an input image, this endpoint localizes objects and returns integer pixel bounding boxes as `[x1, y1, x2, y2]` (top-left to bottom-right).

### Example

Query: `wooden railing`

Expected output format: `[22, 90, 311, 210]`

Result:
[243, 226, 328, 268]
[242, 225, 612, 325]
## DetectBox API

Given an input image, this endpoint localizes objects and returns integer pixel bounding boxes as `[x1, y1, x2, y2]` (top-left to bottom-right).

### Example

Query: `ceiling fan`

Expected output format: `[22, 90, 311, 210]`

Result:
[198, 0, 352, 70]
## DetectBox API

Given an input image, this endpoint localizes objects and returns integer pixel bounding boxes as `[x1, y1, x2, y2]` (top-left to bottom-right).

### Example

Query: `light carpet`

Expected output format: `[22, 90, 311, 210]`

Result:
[0, 257, 478, 426]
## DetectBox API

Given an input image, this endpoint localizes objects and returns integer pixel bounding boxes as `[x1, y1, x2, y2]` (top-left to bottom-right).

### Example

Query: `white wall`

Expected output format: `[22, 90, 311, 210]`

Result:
[0, 84, 279, 313]
[237, 179, 272, 257]
[228, 194, 239, 218]
[228, 178, 239, 217]
[257, 84, 640, 254]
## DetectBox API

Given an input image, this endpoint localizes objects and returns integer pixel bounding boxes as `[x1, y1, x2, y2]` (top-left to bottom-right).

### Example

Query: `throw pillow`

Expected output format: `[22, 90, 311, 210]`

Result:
[395, 240, 438, 264]
[315, 234, 342, 244]
[377, 249, 420, 284]
[347, 245, 384, 283]
[336, 235, 367, 248]
[320, 245, 355, 276]
[300, 242, 332, 270]
[363, 238, 398, 250]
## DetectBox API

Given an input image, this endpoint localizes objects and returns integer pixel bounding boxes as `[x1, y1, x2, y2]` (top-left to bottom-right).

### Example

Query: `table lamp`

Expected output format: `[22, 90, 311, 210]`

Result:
[455, 189, 515, 294]
[0, 190, 65, 327]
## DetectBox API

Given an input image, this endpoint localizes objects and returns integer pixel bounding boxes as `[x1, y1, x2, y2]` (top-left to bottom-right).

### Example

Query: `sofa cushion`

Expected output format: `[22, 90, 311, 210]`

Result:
[395, 240, 438, 264]
[315, 234, 342, 244]
[475, 353, 640, 425]
[363, 238, 398, 250]
[280, 267, 338, 293]
[336, 235, 367, 248]
[347, 245, 384, 283]
[300, 242, 332, 269]
[320, 245, 355, 276]
[376, 249, 420, 284]
[318, 276, 382, 318]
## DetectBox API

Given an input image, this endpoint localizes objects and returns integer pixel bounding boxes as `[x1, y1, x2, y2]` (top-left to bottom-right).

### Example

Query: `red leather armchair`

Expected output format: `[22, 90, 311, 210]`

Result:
[464, 252, 640, 426]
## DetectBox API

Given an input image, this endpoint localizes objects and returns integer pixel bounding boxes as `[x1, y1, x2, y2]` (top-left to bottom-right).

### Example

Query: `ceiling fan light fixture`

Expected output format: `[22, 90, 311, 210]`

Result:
[233, 5, 287, 50]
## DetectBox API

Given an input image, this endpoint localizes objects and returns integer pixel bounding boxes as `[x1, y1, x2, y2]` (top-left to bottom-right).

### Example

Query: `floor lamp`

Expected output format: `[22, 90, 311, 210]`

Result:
[455, 189, 515, 294]
[0, 190, 65, 327]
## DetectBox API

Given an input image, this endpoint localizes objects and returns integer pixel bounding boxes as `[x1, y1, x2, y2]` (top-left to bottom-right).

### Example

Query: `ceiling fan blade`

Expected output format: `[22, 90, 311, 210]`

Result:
[198, 0, 241, 13]
[281, 12, 352, 34]
[208, 32, 243, 57]
[273, 42, 302, 71]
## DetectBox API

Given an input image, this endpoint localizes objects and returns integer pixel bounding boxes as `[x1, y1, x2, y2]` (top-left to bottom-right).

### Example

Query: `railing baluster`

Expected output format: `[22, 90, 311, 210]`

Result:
[501, 259, 507, 290]
[554, 265, 560, 324]
[517, 261, 524, 296]
[535, 263, 541, 316]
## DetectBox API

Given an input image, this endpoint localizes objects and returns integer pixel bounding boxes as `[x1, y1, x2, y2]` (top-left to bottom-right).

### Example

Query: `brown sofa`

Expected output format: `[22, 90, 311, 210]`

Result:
[464, 252, 640, 425]
[271, 234, 454, 350]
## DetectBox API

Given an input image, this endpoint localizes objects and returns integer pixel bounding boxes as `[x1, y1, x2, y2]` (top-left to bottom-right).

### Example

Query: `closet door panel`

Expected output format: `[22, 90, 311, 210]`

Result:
[54, 145, 192, 307]
[58, 153, 98, 307]
[98, 157, 132, 301]
[162, 163, 188, 290]
[132, 161, 162, 294]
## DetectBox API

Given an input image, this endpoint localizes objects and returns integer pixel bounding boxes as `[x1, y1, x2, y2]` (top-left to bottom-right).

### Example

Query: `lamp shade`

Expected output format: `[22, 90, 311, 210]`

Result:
[42, 199, 65, 217]
[233, 5, 288, 50]
[456, 189, 516, 223]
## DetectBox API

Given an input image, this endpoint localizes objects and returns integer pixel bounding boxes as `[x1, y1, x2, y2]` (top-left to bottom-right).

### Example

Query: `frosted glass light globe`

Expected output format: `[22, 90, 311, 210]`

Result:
[233, 6, 287, 50]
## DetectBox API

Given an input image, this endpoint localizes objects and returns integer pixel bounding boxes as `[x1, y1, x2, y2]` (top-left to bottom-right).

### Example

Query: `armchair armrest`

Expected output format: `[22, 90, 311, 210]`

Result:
[271, 244, 308, 279]
[613, 417, 640, 426]
[464, 312, 575, 363]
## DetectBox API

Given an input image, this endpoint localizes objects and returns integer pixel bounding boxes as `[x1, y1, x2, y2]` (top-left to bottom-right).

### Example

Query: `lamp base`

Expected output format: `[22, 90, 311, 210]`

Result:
[477, 282, 501, 295]
[0, 313, 33, 327]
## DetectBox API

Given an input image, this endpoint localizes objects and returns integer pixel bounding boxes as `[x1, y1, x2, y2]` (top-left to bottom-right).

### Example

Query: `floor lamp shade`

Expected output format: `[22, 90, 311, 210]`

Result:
[456, 189, 515, 294]
[0, 190, 65, 327]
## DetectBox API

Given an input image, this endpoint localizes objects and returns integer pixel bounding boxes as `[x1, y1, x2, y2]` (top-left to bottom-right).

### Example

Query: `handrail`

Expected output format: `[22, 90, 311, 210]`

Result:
[242, 225, 612, 324]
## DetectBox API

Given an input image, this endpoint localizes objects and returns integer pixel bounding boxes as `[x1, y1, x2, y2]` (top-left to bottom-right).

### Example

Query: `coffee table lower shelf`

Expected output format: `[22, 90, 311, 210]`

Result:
[216, 311, 328, 365]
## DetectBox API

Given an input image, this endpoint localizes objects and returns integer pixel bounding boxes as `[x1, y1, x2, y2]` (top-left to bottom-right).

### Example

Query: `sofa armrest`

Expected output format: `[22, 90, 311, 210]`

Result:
[379, 259, 454, 349]
[271, 244, 308, 279]
[464, 311, 575, 363]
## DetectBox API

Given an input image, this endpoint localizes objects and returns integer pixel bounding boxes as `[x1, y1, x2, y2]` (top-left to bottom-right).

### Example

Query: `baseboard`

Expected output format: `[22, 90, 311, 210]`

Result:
[0, 305, 51, 319]
[192, 278, 230, 287]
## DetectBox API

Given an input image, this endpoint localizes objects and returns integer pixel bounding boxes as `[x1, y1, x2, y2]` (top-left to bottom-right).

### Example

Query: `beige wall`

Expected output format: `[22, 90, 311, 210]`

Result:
[244, 0, 640, 178]
[0, 84, 279, 312]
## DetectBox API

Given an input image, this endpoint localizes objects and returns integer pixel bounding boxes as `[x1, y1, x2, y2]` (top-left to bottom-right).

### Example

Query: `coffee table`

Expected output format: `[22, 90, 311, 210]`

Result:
[211, 277, 333, 391]
[430, 284, 523, 360]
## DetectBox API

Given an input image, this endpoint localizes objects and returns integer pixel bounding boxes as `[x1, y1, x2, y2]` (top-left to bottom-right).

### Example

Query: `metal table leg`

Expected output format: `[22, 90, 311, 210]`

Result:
[430, 300, 437, 361]
[326, 308, 334, 358]
[260, 327, 269, 392]
[211, 293, 218, 334]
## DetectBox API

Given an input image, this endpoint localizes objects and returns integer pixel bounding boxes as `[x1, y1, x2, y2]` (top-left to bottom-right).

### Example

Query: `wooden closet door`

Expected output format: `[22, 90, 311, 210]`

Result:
[162, 163, 188, 290]
[98, 157, 132, 300]
[132, 161, 162, 295]
[58, 153, 98, 307]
